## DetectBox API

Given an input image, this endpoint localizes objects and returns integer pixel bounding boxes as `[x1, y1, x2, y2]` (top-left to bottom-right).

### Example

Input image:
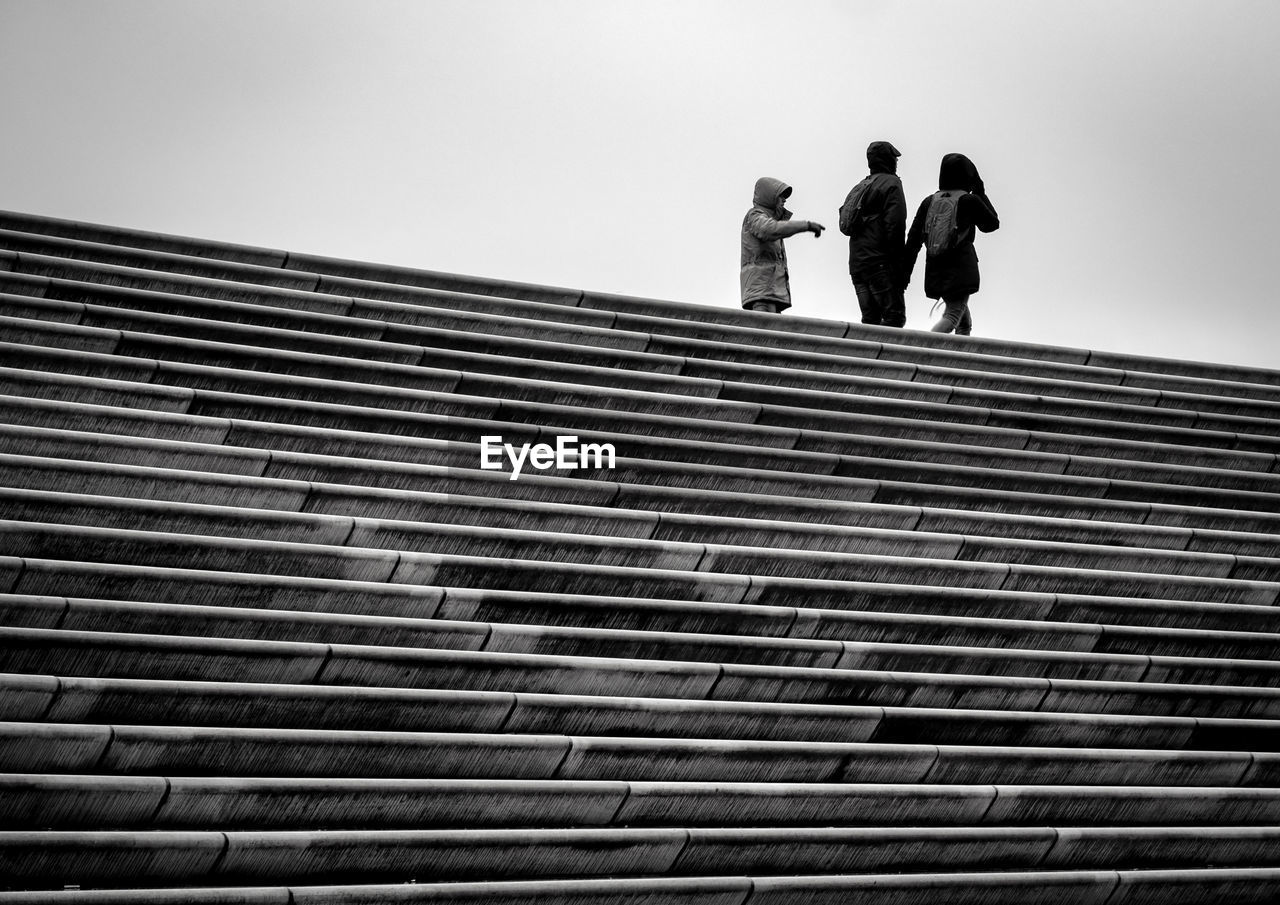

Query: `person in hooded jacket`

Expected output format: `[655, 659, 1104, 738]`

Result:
[740, 176, 825, 314]
[841, 140, 908, 327]
[903, 153, 1000, 335]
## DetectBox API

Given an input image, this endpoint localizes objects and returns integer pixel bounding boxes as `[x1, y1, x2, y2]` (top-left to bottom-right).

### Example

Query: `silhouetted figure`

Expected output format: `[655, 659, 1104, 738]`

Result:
[904, 153, 1000, 335]
[840, 141, 908, 327]
[740, 177, 824, 314]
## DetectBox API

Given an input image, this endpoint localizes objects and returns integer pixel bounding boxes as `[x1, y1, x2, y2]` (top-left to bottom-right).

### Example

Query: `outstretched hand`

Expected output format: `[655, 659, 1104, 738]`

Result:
[808, 221, 825, 237]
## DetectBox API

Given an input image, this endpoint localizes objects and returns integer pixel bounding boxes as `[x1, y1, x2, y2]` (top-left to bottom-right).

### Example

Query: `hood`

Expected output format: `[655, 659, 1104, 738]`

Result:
[939, 152, 980, 191]
[753, 176, 793, 212]
[866, 141, 901, 175]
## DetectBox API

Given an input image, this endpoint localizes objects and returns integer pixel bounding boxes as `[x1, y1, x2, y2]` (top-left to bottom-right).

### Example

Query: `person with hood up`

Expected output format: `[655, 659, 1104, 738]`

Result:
[840, 140, 908, 327]
[740, 176, 825, 314]
[903, 153, 1000, 335]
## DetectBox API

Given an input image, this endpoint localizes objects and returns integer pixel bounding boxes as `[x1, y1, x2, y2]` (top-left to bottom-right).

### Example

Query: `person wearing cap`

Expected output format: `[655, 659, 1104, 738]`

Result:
[839, 140, 908, 327]
[739, 176, 825, 314]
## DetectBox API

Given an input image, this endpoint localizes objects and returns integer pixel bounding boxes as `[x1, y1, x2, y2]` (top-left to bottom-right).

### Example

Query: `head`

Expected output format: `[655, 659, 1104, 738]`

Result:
[753, 176, 793, 213]
[938, 152, 980, 191]
[866, 141, 901, 175]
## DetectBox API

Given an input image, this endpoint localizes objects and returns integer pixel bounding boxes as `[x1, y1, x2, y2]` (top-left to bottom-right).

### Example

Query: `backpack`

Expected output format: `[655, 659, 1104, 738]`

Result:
[923, 189, 969, 256]
[838, 176, 875, 236]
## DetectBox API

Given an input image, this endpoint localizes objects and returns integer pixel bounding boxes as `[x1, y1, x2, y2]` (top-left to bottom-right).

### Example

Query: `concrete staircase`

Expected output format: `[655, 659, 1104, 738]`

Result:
[1, 209, 1279, 903]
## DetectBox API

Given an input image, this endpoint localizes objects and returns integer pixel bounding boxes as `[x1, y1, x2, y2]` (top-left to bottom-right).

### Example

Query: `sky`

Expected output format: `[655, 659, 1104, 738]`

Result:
[2, 0, 1278, 371]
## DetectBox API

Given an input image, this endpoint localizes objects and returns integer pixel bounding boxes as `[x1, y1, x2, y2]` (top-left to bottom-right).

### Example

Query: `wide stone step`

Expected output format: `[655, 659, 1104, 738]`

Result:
[4, 671, 1277, 753]
[5, 273, 1278, 412]
[4, 442, 1278, 564]
[9, 550, 1280, 657]
[6, 487, 1276, 590]
[6, 628, 1280, 719]
[3, 520, 1276, 605]
[8, 311, 1280, 491]
[4, 211, 1280, 388]
[6, 550, 1279, 636]
[6, 402, 1280, 531]
[7, 287, 1280, 432]
[10, 591, 1280, 680]
[7, 306, 1280, 458]
[7, 577, 1280, 690]
[7, 358, 1278, 510]
[10, 335, 1280, 506]
[6, 427, 1280, 560]
[9, 774, 1280, 830]
[6, 403, 1280, 538]
[1, 869, 1279, 905]
[5, 434, 1271, 556]
[5, 826, 1280, 889]
[11, 270, 1280, 427]
[5, 720, 1276, 787]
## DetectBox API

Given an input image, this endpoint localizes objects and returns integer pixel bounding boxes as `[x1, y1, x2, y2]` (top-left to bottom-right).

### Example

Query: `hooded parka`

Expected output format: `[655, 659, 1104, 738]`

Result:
[904, 153, 1000, 299]
[846, 141, 908, 284]
[740, 177, 814, 311]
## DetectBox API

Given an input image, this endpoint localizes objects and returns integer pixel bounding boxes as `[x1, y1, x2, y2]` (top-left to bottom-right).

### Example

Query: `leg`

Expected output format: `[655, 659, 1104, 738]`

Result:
[870, 266, 906, 328]
[882, 286, 906, 327]
[855, 264, 902, 326]
[853, 280, 882, 325]
[748, 300, 781, 314]
[931, 293, 970, 333]
[956, 302, 972, 336]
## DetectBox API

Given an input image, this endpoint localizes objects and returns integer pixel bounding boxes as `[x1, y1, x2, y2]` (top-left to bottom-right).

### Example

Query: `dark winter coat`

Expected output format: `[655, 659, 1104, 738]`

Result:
[904, 153, 1000, 299]
[740, 177, 813, 311]
[844, 141, 908, 284]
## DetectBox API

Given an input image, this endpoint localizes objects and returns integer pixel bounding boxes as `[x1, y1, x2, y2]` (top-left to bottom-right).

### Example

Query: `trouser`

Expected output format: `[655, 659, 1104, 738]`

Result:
[931, 293, 972, 335]
[851, 264, 905, 327]
[746, 300, 782, 314]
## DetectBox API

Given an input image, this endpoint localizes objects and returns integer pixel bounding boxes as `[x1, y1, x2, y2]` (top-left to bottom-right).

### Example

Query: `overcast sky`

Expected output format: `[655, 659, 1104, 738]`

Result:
[3, 1, 1278, 371]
